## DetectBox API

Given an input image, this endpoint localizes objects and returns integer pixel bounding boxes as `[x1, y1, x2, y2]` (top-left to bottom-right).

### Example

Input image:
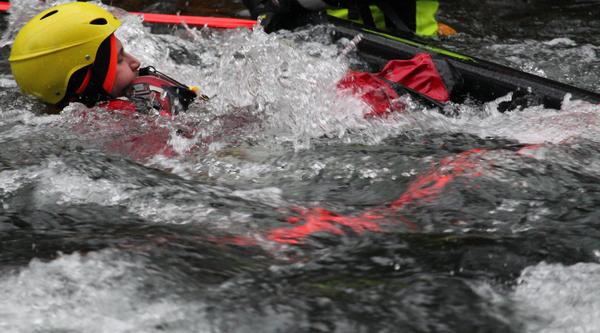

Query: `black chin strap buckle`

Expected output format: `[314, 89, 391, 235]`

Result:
[137, 66, 203, 108]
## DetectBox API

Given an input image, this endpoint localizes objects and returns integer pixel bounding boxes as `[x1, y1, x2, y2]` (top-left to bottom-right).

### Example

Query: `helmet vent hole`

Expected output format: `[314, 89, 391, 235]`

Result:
[40, 10, 58, 20]
[89, 18, 108, 25]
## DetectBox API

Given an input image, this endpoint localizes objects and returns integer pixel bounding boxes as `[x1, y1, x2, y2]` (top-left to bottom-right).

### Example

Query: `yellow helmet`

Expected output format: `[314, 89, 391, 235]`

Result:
[9, 2, 121, 105]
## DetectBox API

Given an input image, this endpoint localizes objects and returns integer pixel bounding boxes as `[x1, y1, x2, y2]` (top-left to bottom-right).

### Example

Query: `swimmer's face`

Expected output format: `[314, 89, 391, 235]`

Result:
[111, 38, 140, 96]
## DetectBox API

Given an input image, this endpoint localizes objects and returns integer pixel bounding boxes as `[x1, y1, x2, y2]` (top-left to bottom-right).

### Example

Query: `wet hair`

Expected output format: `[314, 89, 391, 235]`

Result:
[58, 34, 116, 108]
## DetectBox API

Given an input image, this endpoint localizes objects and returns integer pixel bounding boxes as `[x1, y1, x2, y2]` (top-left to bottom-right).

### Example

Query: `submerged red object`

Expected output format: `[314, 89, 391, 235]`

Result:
[267, 147, 491, 245]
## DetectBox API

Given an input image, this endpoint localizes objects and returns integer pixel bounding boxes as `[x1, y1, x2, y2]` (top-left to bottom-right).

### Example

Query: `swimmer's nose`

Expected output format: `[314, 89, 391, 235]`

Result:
[126, 53, 140, 72]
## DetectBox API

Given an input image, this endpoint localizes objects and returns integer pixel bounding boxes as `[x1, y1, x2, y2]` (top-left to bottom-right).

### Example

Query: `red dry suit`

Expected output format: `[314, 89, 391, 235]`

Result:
[98, 53, 461, 160]
[338, 53, 462, 116]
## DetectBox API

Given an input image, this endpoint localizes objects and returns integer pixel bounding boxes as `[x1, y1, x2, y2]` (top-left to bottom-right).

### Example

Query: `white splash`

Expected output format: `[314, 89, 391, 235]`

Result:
[0, 157, 224, 225]
[0, 250, 209, 333]
[395, 95, 600, 145]
[513, 261, 600, 333]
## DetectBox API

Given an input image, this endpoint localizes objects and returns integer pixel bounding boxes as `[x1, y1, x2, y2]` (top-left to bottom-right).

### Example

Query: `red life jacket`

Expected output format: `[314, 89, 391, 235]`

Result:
[99, 67, 200, 116]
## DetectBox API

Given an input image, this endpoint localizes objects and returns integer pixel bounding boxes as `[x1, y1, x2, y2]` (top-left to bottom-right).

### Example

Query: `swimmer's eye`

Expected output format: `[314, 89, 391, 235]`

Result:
[117, 48, 125, 64]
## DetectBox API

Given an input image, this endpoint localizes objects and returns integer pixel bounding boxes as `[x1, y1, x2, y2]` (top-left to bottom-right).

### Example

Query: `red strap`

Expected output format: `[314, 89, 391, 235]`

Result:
[102, 34, 118, 94]
[131, 12, 256, 29]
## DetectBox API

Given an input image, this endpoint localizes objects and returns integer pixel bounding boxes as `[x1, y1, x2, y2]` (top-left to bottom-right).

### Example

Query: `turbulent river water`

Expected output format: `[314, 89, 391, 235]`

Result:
[2, 1, 600, 332]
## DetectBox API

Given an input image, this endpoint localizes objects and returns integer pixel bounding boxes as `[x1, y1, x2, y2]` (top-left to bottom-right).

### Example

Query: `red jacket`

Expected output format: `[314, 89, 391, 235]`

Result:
[338, 53, 461, 116]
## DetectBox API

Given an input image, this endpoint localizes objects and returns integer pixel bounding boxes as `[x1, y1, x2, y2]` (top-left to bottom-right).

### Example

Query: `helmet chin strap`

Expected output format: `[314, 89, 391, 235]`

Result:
[139, 67, 190, 90]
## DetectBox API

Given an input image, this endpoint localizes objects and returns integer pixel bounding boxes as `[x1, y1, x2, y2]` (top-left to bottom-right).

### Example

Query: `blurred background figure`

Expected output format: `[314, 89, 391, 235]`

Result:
[243, 0, 456, 37]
